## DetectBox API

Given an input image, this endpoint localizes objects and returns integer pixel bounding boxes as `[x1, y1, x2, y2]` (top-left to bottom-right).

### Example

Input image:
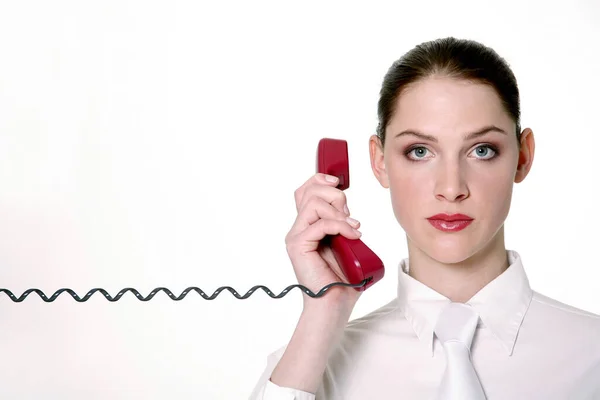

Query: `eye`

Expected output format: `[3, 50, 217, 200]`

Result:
[470, 144, 498, 160]
[404, 144, 500, 162]
[405, 146, 431, 160]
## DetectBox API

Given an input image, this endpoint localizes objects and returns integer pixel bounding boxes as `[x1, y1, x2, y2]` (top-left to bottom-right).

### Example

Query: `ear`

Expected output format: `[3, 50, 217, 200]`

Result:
[514, 128, 535, 183]
[369, 135, 389, 188]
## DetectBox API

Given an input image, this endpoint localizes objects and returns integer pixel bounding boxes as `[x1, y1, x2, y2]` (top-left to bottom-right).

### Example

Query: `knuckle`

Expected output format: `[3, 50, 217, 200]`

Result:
[320, 218, 335, 231]
[285, 238, 297, 252]
[294, 188, 302, 204]
[307, 195, 320, 208]
[298, 196, 316, 215]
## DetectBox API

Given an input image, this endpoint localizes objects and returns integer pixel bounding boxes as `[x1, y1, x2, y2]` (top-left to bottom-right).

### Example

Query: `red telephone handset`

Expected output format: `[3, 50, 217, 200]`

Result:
[316, 138, 385, 291]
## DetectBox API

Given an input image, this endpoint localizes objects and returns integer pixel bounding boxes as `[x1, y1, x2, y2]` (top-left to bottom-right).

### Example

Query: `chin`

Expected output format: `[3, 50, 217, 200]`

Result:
[422, 244, 474, 265]
[407, 226, 486, 265]
[403, 213, 507, 265]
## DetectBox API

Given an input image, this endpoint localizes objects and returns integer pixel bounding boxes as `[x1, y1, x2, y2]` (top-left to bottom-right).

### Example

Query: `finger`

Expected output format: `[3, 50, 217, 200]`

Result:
[294, 173, 342, 212]
[297, 182, 348, 218]
[287, 218, 362, 254]
[289, 196, 360, 237]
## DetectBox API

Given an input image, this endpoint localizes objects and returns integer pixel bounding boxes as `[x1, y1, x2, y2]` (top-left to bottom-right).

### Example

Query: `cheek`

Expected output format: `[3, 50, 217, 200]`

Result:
[477, 168, 514, 219]
[385, 152, 518, 223]
[387, 170, 427, 224]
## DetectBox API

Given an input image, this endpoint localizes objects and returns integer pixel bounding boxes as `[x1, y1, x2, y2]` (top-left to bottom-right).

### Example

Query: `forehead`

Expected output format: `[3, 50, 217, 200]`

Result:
[389, 76, 513, 136]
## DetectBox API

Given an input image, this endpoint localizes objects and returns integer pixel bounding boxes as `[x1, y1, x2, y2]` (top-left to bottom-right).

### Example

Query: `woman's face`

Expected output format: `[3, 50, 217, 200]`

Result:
[370, 76, 534, 263]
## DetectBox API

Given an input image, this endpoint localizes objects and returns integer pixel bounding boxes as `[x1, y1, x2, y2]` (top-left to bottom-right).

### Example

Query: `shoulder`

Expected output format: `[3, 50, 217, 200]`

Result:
[528, 290, 600, 350]
[530, 290, 600, 320]
[263, 298, 400, 362]
[333, 298, 403, 353]
[345, 297, 400, 331]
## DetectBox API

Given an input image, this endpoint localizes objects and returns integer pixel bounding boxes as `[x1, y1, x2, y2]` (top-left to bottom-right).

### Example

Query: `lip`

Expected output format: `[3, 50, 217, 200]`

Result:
[427, 219, 472, 232]
[427, 213, 474, 221]
[426, 213, 474, 233]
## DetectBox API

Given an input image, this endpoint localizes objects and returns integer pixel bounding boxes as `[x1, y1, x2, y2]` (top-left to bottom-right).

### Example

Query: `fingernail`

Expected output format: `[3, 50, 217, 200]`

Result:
[346, 217, 359, 227]
[325, 175, 338, 183]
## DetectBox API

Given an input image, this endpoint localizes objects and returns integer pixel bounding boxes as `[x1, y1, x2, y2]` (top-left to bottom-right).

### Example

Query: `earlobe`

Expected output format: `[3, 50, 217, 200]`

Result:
[369, 135, 390, 188]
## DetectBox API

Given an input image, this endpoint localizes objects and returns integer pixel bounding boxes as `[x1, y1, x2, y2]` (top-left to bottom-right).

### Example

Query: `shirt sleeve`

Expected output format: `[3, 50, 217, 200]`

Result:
[251, 379, 316, 400]
[248, 345, 316, 400]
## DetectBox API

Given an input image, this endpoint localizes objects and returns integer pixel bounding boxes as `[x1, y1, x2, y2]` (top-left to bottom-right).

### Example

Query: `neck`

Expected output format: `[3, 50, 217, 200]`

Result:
[406, 228, 509, 303]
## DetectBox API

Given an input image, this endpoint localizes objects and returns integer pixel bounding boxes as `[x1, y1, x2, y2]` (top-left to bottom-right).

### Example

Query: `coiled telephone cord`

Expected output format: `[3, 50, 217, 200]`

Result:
[0, 278, 370, 303]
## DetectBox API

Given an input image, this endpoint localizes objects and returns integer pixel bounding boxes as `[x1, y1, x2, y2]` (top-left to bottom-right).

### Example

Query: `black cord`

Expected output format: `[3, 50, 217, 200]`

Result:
[0, 278, 371, 302]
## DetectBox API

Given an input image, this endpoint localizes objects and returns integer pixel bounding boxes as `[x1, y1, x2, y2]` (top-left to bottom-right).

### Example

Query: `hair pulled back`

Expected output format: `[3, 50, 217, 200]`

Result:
[376, 37, 521, 149]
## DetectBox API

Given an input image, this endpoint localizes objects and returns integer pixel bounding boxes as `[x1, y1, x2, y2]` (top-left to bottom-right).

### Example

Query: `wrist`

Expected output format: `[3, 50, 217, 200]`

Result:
[301, 298, 356, 324]
[303, 288, 359, 314]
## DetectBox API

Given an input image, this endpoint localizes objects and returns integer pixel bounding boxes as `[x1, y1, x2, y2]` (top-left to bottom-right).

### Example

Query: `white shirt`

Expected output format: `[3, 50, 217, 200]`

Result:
[248, 250, 600, 399]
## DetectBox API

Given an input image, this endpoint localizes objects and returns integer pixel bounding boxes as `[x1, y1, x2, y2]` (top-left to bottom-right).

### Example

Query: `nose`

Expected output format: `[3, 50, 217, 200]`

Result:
[434, 159, 469, 202]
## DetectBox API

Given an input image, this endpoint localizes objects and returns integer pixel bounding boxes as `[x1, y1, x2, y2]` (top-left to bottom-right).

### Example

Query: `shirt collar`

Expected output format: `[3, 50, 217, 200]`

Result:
[396, 249, 533, 357]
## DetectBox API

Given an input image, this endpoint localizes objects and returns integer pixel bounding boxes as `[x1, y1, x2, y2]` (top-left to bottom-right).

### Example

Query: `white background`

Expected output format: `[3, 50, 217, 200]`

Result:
[0, 0, 598, 398]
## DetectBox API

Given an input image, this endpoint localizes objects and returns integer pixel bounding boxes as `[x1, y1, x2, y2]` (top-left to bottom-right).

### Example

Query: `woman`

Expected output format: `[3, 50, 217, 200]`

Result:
[249, 37, 600, 399]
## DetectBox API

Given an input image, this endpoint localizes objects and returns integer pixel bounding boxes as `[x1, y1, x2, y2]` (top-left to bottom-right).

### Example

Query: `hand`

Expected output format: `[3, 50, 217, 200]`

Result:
[284, 173, 363, 312]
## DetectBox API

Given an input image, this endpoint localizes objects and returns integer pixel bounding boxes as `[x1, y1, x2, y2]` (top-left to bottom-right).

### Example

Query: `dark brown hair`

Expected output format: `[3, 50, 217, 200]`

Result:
[376, 37, 521, 149]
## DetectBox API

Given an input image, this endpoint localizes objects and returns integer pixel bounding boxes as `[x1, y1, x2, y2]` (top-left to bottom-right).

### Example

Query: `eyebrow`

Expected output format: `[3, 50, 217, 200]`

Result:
[394, 125, 507, 142]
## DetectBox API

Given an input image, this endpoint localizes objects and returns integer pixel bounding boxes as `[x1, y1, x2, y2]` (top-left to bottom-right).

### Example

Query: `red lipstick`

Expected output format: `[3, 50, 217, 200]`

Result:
[427, 213, 473, 232]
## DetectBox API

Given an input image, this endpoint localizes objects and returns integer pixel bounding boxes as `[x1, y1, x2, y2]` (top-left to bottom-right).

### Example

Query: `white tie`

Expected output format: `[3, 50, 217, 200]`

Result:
[433, 302, 486, 400]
